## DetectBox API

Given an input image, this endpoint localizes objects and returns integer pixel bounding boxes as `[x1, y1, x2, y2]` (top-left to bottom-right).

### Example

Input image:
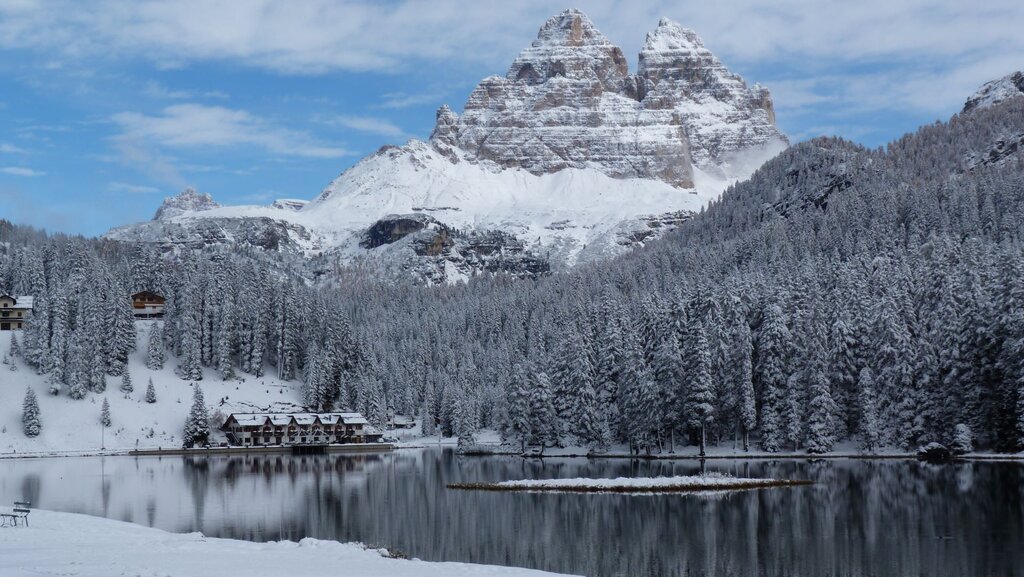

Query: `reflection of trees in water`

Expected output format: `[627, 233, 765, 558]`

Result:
[29, 452, 1024, 577]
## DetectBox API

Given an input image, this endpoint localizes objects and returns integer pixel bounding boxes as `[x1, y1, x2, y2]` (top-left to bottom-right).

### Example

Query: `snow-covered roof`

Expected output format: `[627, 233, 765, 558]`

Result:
[224, 412, 370, 428]
[0, 295, 32, 309]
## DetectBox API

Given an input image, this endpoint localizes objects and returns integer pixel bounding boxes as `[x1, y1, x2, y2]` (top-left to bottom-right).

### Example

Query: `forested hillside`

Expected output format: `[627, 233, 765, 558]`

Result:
[2, 97, 1023, 453]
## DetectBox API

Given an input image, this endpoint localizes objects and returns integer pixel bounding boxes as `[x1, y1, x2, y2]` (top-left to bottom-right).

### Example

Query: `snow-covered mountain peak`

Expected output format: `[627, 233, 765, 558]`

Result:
[643, 18, 703, 53]
[153, 188, 220, 221]
[506, 8, 628, 90]
[109, 10, 789, 282]
[426, 10, 786, 190]
[963, 70, 1024, 113]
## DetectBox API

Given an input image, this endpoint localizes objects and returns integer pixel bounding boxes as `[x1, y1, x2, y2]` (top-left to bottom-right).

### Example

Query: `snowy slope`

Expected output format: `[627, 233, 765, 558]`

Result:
[0, 324, 304, 455]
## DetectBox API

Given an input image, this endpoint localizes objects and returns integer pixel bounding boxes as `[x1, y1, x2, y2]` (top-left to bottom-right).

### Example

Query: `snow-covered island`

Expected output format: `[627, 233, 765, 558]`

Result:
[450, 473, 812, 493]
[0, 509, 574, 577]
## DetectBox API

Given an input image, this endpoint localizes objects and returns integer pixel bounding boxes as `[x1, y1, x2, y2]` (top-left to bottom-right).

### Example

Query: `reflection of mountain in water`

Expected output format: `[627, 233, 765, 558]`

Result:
[3, 451, 1023, 577]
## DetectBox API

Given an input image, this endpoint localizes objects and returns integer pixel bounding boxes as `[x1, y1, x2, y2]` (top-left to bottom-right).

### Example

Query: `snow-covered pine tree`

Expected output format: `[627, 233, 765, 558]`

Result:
[756, 303, 792, 452]
[214, 300, 235, 380]
[100, 397, 111, 427]
[182, 384, 209, 448]
[22, 387, 41, 438]
[952, 423, 973, 455]
[9, 331, 20, 359]
[454, 385, 477, 448]
[551, 322, 601, 446]
[805, 365, 839, 454]
[686, 319, 716, 457]
[145, 378, 157, 403]
[146, 322, 165, 370]
[651, 330, 684, 452]
[120, 369, 133, 394]
[734, 321, 757, 452]
[857, 367, 881, 452]
[303, 344, 328, 411]
[505, 366, 533, 452]
[529, 370, 558, 454]
[620, 329, 657, 455]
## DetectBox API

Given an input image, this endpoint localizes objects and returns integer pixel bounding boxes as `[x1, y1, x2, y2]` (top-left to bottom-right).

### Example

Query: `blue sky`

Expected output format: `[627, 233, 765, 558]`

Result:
[1, 0, 1022, 236]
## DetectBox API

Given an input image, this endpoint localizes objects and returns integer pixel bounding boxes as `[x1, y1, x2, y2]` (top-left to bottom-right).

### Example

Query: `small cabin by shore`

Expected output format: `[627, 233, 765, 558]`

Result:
[131, 291, 166, 318]
[0, 295, 33, 331]
[221, 412, 384, 447]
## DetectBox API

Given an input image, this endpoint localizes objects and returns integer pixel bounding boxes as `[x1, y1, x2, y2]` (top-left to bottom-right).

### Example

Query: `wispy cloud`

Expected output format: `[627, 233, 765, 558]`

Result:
[108, 181, 161, 194]
[0, 143, 27, 154]
[378, 92, 444, 110]
[330, 115, 408, 139]
[111, 104, 351, 158]
[1, 167, 45, 177]
[143, 81, 228, 100]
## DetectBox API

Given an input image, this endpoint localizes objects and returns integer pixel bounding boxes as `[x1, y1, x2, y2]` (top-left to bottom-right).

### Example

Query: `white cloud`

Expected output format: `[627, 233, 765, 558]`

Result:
[0, 143, 27, 154]
[378, 92, 445, 110]
[143, 81, 228, 100]
[110, 103, 350, 159]
[1, 167, 45, 177]
[330, 115, 407, 139]
[108, 181, 161, 194]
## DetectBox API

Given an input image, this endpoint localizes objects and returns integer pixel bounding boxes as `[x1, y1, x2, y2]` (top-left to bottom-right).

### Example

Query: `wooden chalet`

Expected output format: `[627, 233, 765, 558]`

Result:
[131, 291, 166, 318]
[0, 295, 33, 331]
[221, 412, 384, 447]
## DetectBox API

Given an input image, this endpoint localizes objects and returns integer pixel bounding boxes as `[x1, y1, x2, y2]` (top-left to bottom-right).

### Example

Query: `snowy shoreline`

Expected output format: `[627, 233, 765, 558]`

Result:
[0, 510, 573, 577]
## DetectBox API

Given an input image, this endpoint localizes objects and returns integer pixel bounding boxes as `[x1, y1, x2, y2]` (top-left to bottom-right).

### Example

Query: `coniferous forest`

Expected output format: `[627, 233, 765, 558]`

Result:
[3, 98, 1024, 454]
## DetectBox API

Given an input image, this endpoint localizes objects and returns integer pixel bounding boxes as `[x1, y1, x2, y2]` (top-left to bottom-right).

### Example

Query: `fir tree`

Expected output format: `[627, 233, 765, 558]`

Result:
[22, 387, 41, 438]
[505, 366, 533, 452]
[952, 423, 973, 455]
[182, 384, 209, 448]
[100, 397, 111, 427]
[145, 378, 157, 403]
[9, 331, 20, 359]
[686, 320, 716, 457]
[756, 303, 792, 452]
[734, 321, 757, 452]
[529, 370, 558, 454]
[858, 368, 881, 452]
[120, 369, 133, 394]
[146, 322, 165, 371]
[805, 366, 839, 453]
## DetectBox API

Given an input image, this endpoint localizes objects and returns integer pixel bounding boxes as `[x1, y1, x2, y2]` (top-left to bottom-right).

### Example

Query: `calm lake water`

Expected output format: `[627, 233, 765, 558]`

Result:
[0, 449, 1021, 577]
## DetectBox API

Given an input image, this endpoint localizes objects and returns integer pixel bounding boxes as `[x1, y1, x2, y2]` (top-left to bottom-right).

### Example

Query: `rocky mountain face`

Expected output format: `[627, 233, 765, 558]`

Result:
[152, 188, 220, 220]
[963, 70, 1024, 113]
[106, 10, 789, 284]
[430, 10, 785, 188]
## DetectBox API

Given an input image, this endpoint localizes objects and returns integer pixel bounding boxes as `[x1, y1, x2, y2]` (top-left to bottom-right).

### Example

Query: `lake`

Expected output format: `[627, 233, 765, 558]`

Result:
[0, 449, 1020, 577]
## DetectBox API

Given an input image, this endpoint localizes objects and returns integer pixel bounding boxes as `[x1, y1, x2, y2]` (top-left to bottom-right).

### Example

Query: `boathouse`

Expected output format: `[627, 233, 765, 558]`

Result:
[220, 412, 383, 447]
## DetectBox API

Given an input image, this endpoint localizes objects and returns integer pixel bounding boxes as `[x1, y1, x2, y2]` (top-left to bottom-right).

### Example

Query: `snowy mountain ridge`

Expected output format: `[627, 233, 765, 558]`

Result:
[106, 9, 788, 280]
[963, 70, 1024, 113]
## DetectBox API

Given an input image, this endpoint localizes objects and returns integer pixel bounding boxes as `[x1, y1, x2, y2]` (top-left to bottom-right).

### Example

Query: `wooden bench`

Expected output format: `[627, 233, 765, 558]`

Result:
[0, 501, 30, 527]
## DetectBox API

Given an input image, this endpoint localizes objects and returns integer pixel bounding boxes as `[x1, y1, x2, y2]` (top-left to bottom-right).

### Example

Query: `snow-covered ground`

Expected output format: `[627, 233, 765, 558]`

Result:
[0, 324, 304, 456]
[0, 509, 573, 577]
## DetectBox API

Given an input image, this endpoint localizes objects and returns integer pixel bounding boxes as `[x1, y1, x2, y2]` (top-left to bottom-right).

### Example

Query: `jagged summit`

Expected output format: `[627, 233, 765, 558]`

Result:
[963, 70, 1024, 113]
[507, 9, 628, 90]
[153, 188, 220, 221]
[428, 9, 786, 188]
